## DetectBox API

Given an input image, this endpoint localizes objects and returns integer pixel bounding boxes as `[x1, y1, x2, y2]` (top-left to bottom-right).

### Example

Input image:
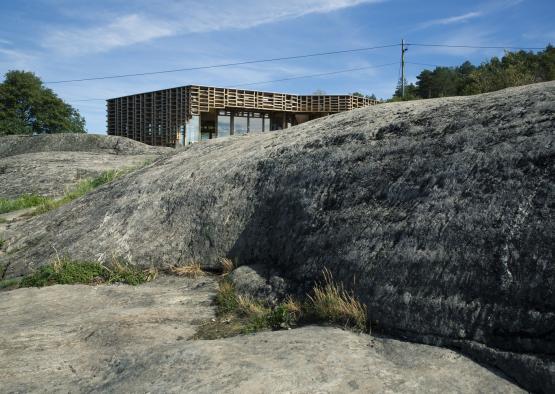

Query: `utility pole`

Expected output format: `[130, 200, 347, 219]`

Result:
[401, 39, 407, 98]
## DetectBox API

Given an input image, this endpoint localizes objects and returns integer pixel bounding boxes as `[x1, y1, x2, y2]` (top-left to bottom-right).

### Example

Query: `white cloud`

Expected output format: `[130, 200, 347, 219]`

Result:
[416, 0, 525, 31]
[41, 0, 384, 55]
[410, 27, 504, 56]
[418, 11, 482, 29]
[0, 48, 37, 70]
[43, 14, 174, 56]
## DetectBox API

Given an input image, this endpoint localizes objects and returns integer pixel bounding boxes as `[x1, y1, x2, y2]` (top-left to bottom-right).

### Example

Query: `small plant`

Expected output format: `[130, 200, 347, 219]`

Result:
[215, 280, 240, 315]
[19, 255, 156, 288]
[268, 297, 302, 329]
[0, 238, 5, 249]
[168, 261, 204, 278]
[306, 269, 368, 332]
[219, 257, 235, 275]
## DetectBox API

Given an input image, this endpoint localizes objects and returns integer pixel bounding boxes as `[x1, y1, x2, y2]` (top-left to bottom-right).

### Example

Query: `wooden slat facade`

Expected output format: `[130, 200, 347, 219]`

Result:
[107, 85, 378, 146]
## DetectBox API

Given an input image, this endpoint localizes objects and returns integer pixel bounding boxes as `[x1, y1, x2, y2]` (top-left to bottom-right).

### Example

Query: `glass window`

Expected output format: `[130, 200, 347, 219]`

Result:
[263, 115, 270, 132]
[185, 115, 200, 144]
[249, 117, 262, 133]
[234, 116, 248, 135]
[217, 115, 230, 138]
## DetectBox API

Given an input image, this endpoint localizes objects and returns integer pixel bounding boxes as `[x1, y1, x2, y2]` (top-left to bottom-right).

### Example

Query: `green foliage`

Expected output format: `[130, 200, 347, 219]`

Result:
[0, 238, 5, 248]
[19, 257, 155, 288]
[215, 280, 241, 315]
[0, 277, 21, 290]
[0, 194, 51, 214]
[351, 92, 378, 100]
[20, 260, 105, 287]
[0, 70, 86, 135]
[393, 45, 555, 100]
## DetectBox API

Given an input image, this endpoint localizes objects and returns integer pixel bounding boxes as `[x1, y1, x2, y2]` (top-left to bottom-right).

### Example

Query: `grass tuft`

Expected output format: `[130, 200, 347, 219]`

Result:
[18, 255, 156, 288]
[168, 261, 204, 278]
[215, 279, 240, 315]
[306, 269, 367, 331]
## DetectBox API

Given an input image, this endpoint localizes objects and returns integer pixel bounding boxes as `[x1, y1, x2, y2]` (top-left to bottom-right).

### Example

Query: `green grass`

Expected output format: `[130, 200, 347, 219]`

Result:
[0, 277, 21, 290]
[34, 169, 125, 214]
[18, 256, 157, 288]
[0, 194, 51, 214]
[0, 168, 130, 216]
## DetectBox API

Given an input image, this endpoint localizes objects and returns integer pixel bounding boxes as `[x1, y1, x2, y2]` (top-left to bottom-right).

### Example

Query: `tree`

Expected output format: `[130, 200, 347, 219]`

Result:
[312, 89, 327, 95]
[391, 45, 555, 100]
[0, 70, 86, 135]
[352, 92, 378, 100]
[391, 76, 418, 101]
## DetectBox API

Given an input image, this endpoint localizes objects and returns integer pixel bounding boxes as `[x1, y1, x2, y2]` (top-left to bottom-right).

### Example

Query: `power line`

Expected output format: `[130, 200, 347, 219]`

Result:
[45, 42, 547, 85]
[65, 62, 399, 102]
[406, 43, 546, 50]
[45, 44, 400, 84]
[227, 62, 398, 88]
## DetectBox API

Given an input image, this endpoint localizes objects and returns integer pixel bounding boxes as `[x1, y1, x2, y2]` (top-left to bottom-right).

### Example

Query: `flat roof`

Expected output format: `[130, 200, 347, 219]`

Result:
[107, 84, 364, 101]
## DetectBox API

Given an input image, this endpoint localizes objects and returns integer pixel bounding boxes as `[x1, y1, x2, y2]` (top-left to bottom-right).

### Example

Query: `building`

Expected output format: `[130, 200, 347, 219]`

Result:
[107, 85, 378, 146]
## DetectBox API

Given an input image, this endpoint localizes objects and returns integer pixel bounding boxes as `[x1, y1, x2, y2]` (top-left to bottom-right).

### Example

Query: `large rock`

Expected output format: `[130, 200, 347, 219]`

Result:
[0, 133, 170, 159]
[0, 276, 523, 393]
[1, 82, 554, 391]
[0, 134, 171, 198]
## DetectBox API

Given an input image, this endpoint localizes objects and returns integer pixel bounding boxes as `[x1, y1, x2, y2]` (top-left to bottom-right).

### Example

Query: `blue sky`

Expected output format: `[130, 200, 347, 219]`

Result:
[1, 0, 553, 133]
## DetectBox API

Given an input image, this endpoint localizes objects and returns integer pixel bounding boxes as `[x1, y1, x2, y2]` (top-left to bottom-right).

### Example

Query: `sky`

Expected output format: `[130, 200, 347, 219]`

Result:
[0, 0, 554, 133]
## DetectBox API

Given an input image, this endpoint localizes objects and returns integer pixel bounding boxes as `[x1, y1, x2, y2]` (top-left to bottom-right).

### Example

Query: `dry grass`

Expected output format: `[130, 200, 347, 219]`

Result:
[236, 294, 267, 317]
[219, 257, 235, 275]
[306, 269, 368, 332]
[169, 261, 204, 278]
[194, 269, 368, 340]
[283, 296, 302, 319]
